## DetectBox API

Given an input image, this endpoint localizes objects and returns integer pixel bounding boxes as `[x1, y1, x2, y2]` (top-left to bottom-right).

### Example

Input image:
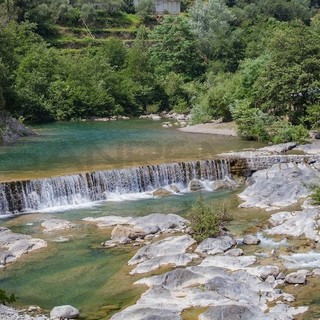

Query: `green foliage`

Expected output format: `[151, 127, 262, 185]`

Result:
[311, 186, 320, 205]
[135, 0, 155, 21]
[304, 104, 320, 130]
[188, 0, 234, 61]
[150, 15, 205, 79]
[188, 196, 233, 242]
[0, 289, 16, 305]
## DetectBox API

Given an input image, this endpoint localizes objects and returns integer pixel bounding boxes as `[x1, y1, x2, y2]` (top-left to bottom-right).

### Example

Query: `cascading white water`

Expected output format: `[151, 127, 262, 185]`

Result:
[0, 159, 230, 214]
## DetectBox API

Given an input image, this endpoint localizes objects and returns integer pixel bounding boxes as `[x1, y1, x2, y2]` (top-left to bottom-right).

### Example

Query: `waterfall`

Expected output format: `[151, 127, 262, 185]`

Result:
[0, 159, 230, 214]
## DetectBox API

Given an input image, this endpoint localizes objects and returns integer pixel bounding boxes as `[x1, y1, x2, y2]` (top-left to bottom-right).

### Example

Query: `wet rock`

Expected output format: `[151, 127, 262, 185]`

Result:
[285, 272, 306, 284]
[189, 180, 204, 191]
[41, 219, 74, 231]
[0, 228, 47, 267]
[50, 305, 79, 319]
[315, 132, 320, 139]
[211, 180, 231, 190]
[243, 235, 261, 245]
[195, 236, 236, 255]
[169, 184, 180, 193]
[82, 216, 135, 227]
[152, 187, 173, 197]
[239, 163, 320, 210]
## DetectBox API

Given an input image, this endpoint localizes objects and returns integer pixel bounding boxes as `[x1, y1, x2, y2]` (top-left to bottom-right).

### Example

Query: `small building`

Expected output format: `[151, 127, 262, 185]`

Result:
[134, 0, 181, 15]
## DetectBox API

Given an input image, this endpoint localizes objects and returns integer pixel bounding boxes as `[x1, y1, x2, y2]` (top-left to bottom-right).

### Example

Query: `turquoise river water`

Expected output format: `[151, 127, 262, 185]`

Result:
[0, 120, 319, 319]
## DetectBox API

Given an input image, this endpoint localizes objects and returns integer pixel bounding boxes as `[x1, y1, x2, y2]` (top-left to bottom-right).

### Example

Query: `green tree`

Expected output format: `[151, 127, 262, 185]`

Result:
[150, 15, 205, 80]
[188, 0, 234, 62]
[253, 22, 320, 124]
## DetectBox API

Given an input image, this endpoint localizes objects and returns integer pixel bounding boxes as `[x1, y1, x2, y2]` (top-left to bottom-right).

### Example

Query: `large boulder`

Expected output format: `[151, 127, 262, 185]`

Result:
[82, 216, 134, 227]
[50, 305, 79, 319]
[189, 180, 204, 191]
[243, 235, 261, 245]
[285, 272, 307, 284]
[239, 162, 320, 210]
[152, 188, 173, 197]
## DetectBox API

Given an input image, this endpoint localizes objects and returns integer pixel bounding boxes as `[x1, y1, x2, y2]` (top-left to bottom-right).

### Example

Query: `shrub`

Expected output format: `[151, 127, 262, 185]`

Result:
[311, 186, 320, 205]
[188, 196, 233, 242]
[0, 289, 16, 305]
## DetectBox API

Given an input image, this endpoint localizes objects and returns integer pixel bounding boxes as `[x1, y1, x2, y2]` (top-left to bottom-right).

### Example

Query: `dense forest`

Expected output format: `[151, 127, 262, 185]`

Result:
[0, 0, 320, 143]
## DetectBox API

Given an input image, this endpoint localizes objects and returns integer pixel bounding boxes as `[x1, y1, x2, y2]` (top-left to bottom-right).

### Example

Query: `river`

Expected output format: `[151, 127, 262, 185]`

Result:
[1, 120, 318, 319]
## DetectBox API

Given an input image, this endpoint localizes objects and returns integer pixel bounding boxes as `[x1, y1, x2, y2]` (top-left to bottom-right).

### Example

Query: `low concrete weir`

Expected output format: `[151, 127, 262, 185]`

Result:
[1, 154, 319, 215]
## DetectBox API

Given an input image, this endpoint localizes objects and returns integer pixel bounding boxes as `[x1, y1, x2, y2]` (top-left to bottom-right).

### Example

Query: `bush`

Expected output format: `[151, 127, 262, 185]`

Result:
[271, 120, 309, 144]
[188, 196, 233, 242]
[0, 289, 16, 305]
[311, 186, 320, 205]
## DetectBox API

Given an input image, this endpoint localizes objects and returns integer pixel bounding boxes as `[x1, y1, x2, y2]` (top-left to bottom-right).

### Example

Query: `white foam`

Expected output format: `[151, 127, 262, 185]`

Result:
[281, 251, 320, 269]
[257, 232, 288, 247]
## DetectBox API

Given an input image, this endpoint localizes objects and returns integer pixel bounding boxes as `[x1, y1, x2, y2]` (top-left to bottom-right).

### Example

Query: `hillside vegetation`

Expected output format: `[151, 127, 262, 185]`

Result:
[0, 0, 319, 143]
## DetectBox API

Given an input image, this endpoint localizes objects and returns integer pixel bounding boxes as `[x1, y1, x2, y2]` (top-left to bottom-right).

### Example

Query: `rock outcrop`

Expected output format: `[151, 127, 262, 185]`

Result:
[0, 114, 35, 144]
[0, 227, 47, 267]
[41, 219, 74, 232]
[238, 162, 320, 210]
[128, 235, 197, 274]
[266, 208, 320, 241]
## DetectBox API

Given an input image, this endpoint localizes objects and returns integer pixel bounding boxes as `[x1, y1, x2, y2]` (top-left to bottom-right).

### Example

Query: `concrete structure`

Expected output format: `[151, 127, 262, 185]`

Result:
[134, 0, 180, 14]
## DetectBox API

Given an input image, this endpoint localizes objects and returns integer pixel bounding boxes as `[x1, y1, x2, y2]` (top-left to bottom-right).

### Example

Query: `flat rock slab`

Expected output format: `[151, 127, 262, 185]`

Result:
[41, 219, 74, 231]
[199, 255, 256, 271]
[128, 235, 197, 274]
[239, 163, 320, 210]
[195, 236, 236, 255]
[82, 216, 135, 227]
[0, 227, 46, 267]
[266, 208, 320, 241]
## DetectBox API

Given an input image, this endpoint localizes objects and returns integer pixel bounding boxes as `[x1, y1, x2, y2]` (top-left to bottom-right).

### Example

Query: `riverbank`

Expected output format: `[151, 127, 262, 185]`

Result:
[178, 122, 238, 137]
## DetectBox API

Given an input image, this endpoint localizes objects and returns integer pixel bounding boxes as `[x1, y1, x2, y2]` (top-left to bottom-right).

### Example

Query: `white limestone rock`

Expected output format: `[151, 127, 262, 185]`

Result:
[199, 255, 256, 271]
[50, 305, 79, 319]
[41, 219, 74, 231]
[243, 235, 261, 245]
[0, 228, 47, 267]
[128, 235, 198, 274]
[239, 162, 320, 210]
[285, 272, 307, 284]
[266, 208, 320, 241]
[82, 216, 135, 227]
[195, 236, 237, 255]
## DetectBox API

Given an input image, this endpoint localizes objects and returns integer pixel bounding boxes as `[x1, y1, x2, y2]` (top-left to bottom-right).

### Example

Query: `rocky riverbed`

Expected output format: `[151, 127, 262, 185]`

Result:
[1, 141, 320, 319]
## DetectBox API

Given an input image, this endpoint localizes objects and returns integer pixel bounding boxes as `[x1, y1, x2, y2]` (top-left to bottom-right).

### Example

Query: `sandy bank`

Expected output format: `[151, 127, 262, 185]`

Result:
[178, 122, 238, 136]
